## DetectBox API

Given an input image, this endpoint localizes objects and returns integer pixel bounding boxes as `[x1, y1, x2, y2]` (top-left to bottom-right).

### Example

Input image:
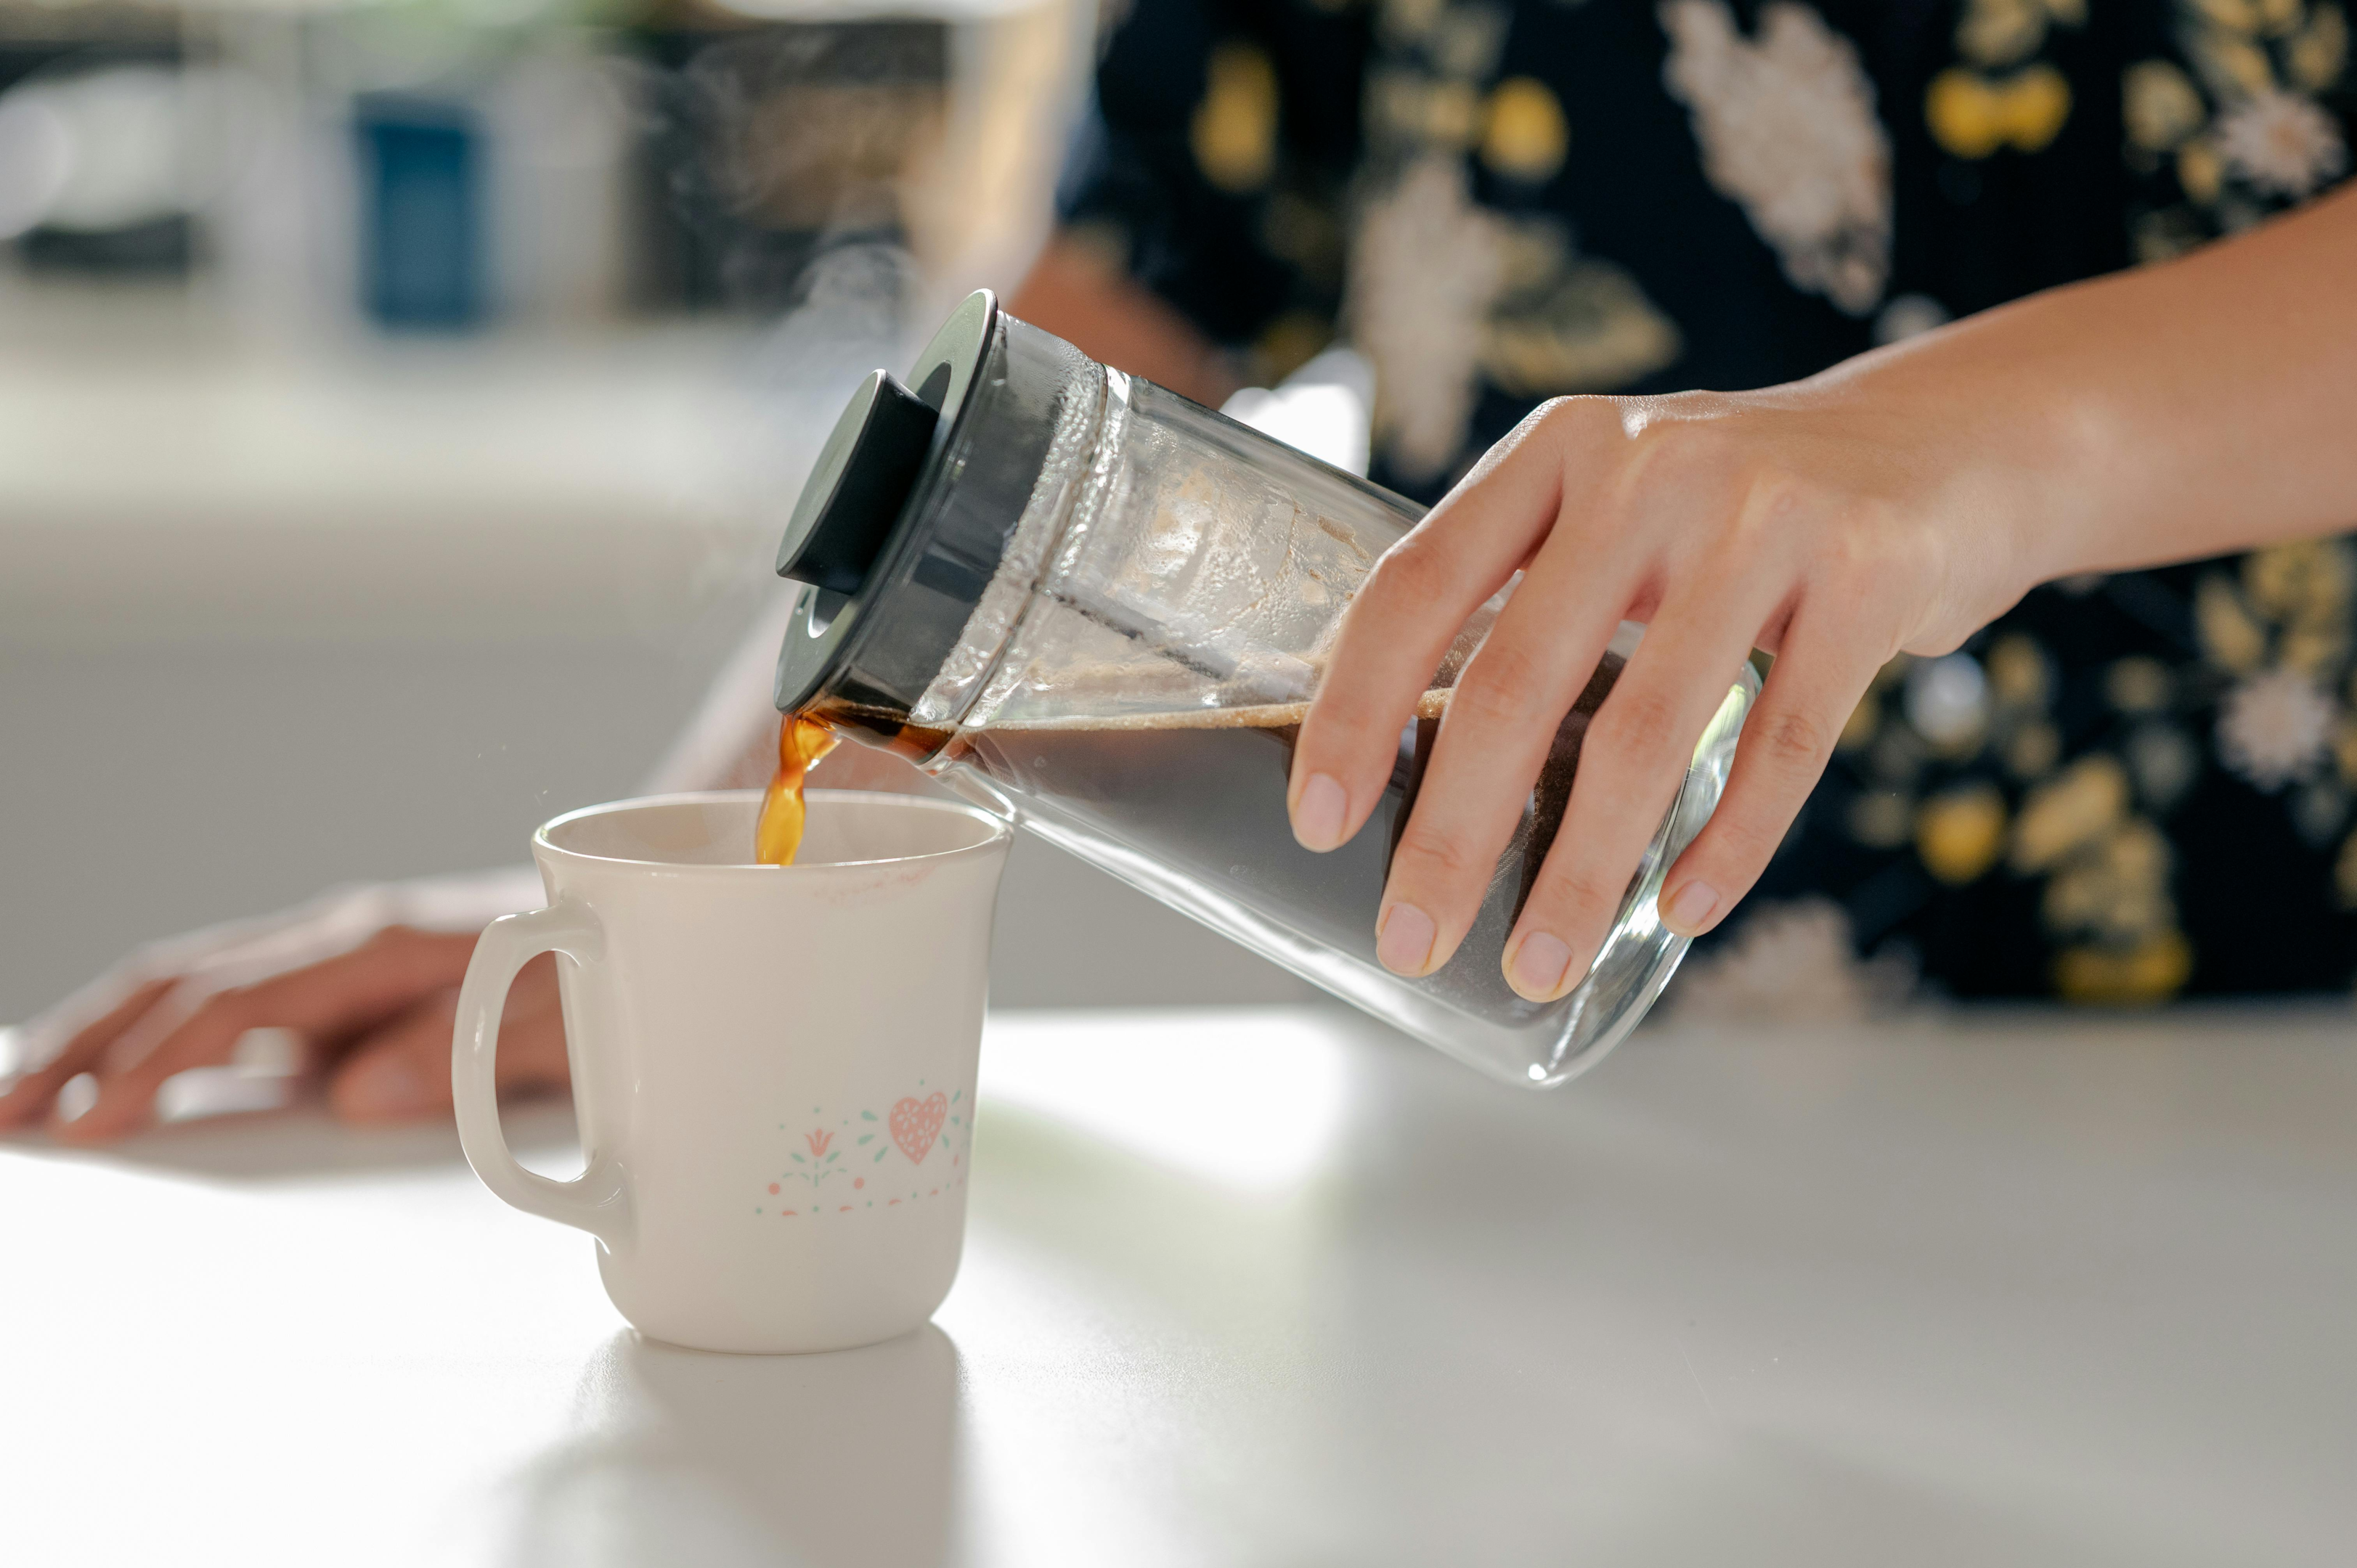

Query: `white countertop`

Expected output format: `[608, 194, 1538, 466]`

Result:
[4, 1005, 2353, 1565]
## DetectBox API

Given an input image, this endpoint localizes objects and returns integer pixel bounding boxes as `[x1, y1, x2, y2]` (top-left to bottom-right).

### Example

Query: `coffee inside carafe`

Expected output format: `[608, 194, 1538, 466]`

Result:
[812, 650, 1621, 1000]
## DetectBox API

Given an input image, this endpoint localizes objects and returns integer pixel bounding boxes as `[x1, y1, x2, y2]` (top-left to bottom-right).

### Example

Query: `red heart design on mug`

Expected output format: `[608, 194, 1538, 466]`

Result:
[890, 1093, 948, 1165]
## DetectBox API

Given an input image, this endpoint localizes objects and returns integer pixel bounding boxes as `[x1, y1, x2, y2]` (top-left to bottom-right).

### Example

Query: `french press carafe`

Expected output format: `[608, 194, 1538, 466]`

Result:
[771, 291, 1758, 1087]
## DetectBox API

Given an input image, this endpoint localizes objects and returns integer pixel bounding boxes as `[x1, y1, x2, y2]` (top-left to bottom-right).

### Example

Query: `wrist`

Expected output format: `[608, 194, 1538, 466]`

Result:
[1987, 350, 2129, 594]
[1849, 295, 2130, 625]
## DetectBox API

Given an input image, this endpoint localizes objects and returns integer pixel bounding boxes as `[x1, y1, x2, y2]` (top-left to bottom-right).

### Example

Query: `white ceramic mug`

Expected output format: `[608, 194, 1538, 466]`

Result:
[452, 789, 1011, 1354]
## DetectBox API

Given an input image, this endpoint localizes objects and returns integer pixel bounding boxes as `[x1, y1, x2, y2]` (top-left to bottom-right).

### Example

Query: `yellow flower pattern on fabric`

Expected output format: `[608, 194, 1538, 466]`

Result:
[2335, 831, 2357, 908]
[1955, 0, 2087, 68]
[1927, 64, 2075, 157]
[2013, 756, 2132, 873]
[2054, 931, 2194, 1005]
[2127, 60, 2210, 149]
[1927, 0, 2085, 159]
[1193, 43, 1279, 192]
[1917, 783, 2008, 884]
[2289, 4, 2349, 89]
[1481, 76, 1571, 181]
[2196, 573, 2269, 671]
[2043, 818, 2178, 945]
[1986, 634, 2051, 708]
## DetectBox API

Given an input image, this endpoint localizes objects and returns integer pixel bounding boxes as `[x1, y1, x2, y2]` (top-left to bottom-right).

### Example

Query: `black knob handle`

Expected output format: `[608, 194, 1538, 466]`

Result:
[776, 369, 940, 595]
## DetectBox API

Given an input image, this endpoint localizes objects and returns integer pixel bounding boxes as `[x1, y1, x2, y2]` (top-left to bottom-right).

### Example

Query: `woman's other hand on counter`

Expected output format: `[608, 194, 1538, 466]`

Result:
[0, 929, 569, 1143]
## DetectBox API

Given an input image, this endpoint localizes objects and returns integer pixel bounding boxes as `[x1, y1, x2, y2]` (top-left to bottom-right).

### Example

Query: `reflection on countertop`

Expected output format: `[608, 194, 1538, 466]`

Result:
[505, 1327, 961, 1568]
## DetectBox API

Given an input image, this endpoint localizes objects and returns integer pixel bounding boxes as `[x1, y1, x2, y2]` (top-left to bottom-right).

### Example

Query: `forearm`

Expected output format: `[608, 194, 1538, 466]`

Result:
[1832, 184, 2357, 595]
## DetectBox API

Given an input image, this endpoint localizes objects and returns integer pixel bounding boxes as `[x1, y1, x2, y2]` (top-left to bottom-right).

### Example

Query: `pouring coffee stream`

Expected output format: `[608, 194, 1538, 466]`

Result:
[758, 290, 1759, 1087]
[754, 714, 839, 866]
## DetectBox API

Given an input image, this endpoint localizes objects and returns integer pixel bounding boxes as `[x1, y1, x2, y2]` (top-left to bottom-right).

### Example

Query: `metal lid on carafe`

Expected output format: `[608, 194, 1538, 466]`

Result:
[771, 290, 1104, 743]
[772, 290, 998, 719]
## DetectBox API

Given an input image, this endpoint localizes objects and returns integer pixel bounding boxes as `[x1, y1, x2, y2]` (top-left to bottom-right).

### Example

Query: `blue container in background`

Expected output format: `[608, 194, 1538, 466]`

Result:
[357, 97, 483, 331]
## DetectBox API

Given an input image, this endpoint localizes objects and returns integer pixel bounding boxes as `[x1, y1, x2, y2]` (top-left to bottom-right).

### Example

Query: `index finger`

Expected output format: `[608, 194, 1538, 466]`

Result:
[1288, 399, 1604, 852]
[0, 976, 176, 1128]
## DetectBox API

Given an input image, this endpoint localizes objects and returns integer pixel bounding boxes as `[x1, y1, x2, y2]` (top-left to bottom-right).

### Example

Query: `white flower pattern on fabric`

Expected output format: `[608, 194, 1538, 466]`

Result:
[1657, 0, 1892, 316]
[1666, 898, 1917, 1022]
[1348, 153, 1509, 483]
[2213, 87, 2350, 196]
[2217, 666, 2335, 791]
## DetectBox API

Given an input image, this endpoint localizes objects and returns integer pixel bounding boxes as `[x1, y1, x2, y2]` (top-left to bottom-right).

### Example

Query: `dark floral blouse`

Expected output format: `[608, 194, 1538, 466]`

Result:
[1061, 0, 2356, 1002]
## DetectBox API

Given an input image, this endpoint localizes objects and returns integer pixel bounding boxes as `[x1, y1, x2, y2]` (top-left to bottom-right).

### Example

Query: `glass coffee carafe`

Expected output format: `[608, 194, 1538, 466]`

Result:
[770, 291, 1759, 1088]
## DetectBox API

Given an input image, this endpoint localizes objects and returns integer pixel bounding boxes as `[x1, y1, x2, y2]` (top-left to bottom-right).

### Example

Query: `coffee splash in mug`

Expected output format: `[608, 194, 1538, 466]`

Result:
[756, 714, 841, 865]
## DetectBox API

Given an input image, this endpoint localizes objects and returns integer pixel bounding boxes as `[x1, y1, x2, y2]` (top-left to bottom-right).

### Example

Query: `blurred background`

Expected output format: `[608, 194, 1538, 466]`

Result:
[0, 0, 1314, 1021]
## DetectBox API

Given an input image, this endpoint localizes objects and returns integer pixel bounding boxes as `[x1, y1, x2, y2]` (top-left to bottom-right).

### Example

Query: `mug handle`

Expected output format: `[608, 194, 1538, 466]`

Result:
[452, 903, 629, 1246]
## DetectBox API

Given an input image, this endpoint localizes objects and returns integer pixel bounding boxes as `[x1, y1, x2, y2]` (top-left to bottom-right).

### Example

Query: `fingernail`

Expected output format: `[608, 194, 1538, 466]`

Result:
[1507, 932, 1574, 1000]
[1376, 902, 1436, 975]
[1293, 773, 1348, 852]
[1662, 880, 1720, 936]
[343, 1054, 426, 1114]
[52, 1072, 99, 1125]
